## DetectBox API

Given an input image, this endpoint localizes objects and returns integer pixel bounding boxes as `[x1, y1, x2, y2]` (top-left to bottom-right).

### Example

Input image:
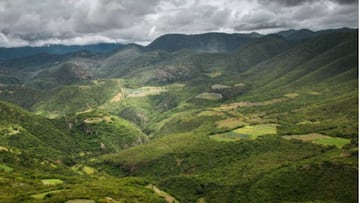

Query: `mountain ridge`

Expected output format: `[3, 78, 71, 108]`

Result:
[0, 27, 355, 62]
[0, 43, 123, 61]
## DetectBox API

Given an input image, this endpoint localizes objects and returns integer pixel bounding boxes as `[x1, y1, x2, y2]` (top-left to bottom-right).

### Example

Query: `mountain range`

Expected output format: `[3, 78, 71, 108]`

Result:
[0, 28, 357, 202]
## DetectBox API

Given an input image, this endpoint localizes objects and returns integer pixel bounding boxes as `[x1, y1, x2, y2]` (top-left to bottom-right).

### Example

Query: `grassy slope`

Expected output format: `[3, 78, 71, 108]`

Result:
[33, 79, 122, 117]
[66, 109, 148, 153]
[100, 133, 357, 202]
[0, 101, 167, 202]
[0, 101, 78, 160]
[0, 99, 149, 161]
[0, 85, 42, 109]
[0, 169, 167, 203]
[241, 31, 357, 91]
[237, 31, 358, 140]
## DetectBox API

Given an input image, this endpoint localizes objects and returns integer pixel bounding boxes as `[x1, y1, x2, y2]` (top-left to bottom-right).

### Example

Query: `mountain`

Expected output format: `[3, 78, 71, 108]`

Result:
[243, 30, 357, 90]
[230, 34, 292, 71]
[0, 50, 103, 90]
[0, 101, 75, 161]
[0, 43, 122, 61]
[0, 99, 147, 158]
[99, 43, 145, 77]
[276, 27, 354, 42]
[277, 28, 316, 41]
[147, 32, 260, 52]
[34, 62, 93, 87]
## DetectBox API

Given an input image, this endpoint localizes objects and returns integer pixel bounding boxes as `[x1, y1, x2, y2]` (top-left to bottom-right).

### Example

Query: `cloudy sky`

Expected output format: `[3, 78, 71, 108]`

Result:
[0, 0, 358, 47]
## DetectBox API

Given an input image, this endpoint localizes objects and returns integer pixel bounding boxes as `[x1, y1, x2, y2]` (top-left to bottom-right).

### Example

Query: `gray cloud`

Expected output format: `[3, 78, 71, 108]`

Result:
[333, 0, 357, 4]
[0, 0, 357, 47]
[258, 0, 317, 7]
[259, 0, 357, 6]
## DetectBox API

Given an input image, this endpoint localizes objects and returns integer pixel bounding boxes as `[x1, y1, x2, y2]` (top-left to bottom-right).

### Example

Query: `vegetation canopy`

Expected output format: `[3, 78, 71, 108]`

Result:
[0, 28, 357, 203]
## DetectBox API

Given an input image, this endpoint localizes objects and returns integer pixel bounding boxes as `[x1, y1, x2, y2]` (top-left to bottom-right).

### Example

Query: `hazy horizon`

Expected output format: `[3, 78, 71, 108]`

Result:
[0, 26, 357, 48]
[0, 0, 358, 47]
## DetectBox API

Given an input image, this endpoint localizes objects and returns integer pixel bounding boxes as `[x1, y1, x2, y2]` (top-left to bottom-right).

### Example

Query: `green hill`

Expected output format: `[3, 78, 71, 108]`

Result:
[147, 32, 259, 52]
[0, 100, 147, 159]
[99, 133, 357, 202]
[0, 101, 163, 203]
[0, 101, 78, 161]
[241, 31, 357, 89]
[0, 43, 122, 61]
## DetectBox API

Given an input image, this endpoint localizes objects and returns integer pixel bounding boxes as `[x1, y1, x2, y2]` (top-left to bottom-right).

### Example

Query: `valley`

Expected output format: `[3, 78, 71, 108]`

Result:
[0, 29, 358, 202]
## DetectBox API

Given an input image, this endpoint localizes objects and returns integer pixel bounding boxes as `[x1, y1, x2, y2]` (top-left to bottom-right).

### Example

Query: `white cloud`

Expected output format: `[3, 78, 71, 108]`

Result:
[0, 0, 357, 47]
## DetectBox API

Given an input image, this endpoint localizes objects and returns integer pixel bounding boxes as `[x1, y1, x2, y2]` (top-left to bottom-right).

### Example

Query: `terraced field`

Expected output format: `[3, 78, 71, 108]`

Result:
[41, 179, 64, 185]
[196, 92, 223, 100]
[124, 86, 167, 98]
[210, 97, 288, 111]
[282, 133, 351, 148]
[215, 117, 247, 129]
[210, 124, 277, 141]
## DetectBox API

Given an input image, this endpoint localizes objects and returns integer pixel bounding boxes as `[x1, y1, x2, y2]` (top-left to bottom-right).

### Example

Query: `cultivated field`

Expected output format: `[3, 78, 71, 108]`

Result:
[215, 117, 247, 129]
[196, 92, 223, 101]
[41, 179, 64, 186]
[210, 124, 277, 141]
[282, 133, 351, 148]
[125, 86, 167, 98]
